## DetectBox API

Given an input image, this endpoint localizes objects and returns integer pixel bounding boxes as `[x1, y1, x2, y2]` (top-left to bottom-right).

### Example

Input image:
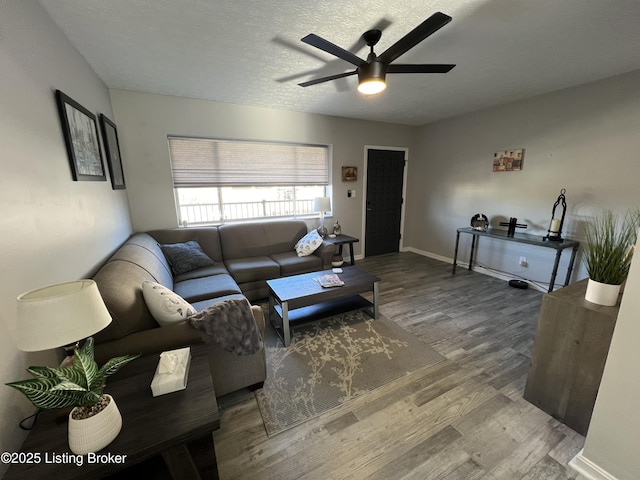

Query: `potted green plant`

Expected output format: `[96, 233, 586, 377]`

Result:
[6, 337, 139, 454]
[583, 209, 640, 306]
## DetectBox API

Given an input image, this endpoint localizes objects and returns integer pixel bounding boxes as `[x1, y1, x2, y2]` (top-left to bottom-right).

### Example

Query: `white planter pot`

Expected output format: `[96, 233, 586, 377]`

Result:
[585, 279, 621, 307]
[68, 394, 122, 455]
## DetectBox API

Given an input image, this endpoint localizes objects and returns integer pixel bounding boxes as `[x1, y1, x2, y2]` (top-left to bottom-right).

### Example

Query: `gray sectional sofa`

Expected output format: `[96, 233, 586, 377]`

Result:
[92, 220, 335, 397]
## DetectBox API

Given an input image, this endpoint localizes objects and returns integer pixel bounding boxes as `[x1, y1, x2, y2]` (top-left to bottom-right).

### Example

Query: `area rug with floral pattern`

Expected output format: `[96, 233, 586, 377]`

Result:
[254, 310, 444, 436]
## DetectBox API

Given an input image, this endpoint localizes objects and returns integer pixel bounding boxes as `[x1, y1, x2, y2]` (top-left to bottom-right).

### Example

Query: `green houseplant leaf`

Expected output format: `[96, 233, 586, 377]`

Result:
[6, 337, 140, 410]
[584, 209, 640, 285]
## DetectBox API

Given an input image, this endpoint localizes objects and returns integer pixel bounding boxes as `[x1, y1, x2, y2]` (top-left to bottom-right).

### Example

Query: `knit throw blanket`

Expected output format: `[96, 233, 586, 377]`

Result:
[188, 299, 263, 355]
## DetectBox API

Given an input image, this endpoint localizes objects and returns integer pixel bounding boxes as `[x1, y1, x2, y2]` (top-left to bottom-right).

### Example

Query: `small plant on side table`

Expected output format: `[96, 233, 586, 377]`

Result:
[6, 337, 139, 453]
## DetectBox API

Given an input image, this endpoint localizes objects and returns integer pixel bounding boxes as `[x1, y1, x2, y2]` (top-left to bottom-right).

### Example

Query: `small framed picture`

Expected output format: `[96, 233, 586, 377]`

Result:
[493, 149, 524, 172]
[55, 90, 105, 181]
[342, 166, 357, 182]
[99, 114, 126, 189]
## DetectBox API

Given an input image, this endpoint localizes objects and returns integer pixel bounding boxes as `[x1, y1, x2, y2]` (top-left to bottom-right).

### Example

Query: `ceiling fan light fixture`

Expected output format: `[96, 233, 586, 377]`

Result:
[357, 61, 386, 95]
[358, 79, 386, 95]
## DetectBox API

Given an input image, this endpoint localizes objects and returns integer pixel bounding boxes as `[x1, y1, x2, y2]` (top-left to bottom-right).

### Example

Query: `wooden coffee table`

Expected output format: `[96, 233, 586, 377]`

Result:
[267, 266, 380, 346]
[3, 345, 219, 479]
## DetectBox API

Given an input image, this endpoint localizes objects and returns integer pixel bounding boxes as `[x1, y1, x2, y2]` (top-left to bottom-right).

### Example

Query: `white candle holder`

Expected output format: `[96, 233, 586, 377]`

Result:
[544, 189, 567, 242]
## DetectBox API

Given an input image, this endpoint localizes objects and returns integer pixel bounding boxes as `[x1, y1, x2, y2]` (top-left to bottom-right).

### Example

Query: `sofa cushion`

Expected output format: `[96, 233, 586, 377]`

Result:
[191, 293, 247, 312]
[270, 251, 322, 276]
[109, 235, 173, 288]
[142, 281, 196, 326]
[160, 240, 215, 275]
[225, 256, 280, 284]
[148, 228, 224, 263]
[262, 220, 308, 255]
[295, 229, 323, 256]
[219, 222, 269, 259]
[173, 263, 230, 283]
[174, 273, 242, 303]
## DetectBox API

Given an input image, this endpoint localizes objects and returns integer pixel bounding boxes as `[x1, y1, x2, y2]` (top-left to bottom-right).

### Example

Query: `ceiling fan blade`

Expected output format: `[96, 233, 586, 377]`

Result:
[378, 12, 452, 65]
[301, 34, 365, 67]
[387, 64, 455, 73]
[298, 70, 357, 87]
[273, 35, 329, 63]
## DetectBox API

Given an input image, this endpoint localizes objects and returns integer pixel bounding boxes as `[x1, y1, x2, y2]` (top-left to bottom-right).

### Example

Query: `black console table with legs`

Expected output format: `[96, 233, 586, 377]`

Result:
[452, 227, 580, 292]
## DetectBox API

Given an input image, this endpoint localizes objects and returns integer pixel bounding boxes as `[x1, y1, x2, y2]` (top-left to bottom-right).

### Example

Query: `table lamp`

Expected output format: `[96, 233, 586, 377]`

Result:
[313, 197, 331, 238]
[16, 279, 112, 355]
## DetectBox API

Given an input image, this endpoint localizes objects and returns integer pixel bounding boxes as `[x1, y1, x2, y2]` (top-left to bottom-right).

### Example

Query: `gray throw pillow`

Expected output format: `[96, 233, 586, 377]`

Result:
[160, 240, 215, 275]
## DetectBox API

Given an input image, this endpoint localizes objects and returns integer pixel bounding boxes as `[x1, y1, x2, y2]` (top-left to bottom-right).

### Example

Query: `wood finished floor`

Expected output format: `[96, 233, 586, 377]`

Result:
[213, 252, 586, 480]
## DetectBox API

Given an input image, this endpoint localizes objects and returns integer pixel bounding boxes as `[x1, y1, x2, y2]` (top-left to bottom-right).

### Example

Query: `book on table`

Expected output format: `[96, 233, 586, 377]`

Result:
[314, 273, 345, 288]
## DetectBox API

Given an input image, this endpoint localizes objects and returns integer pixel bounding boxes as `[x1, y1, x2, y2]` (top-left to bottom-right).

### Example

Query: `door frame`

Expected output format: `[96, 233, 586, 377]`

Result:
[361, 145, 409, 259]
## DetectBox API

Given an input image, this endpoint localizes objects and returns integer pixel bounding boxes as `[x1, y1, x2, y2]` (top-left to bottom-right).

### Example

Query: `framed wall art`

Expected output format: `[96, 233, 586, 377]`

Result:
[493, 149, 524, 172]
[55, 90, 106, 181]
[99, 114, 126, 189]
[342, 166, 357, 182]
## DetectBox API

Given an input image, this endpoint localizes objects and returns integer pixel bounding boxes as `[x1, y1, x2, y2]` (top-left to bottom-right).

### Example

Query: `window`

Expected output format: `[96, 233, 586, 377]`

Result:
[168, 137, 330, 225]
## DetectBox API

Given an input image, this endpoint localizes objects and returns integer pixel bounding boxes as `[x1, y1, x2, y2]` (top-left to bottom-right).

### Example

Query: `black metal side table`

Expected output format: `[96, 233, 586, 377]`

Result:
[323, 234, 360, 265]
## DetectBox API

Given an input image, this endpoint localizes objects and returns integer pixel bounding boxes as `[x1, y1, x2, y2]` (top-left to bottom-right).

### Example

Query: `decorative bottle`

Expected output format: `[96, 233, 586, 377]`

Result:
[333, 220, 341, 236]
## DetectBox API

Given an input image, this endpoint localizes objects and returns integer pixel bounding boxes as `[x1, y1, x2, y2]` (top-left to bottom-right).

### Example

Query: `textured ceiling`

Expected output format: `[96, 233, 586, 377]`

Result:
[40, 0, 640, 126]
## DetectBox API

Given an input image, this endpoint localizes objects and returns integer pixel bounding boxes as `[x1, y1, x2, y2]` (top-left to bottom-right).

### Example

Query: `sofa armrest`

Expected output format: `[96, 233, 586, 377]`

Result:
[95, 304, 266, 365]
[314, 240, 338, 267]
[94, 322, 204, 365]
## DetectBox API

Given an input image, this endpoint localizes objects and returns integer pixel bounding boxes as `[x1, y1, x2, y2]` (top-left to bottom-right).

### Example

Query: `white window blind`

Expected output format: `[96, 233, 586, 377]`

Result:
[168, 137, 329, 187]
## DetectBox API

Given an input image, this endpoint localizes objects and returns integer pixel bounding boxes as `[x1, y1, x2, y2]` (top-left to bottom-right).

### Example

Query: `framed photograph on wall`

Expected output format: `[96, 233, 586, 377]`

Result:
[99, 114, 126, 189]
[55, 90, 106, 181]
[493, 148, 524, 172]
[342, 166, 358, 182]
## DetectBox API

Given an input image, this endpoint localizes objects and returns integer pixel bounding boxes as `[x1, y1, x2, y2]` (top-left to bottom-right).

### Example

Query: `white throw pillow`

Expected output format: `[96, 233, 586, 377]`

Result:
[295, 229, 323, 257]
[142, 281, 196, 326]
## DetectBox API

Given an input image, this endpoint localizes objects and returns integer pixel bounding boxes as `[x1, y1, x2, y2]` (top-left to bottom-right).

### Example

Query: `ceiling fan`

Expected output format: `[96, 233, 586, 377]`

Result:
[298, 12, 455, 95]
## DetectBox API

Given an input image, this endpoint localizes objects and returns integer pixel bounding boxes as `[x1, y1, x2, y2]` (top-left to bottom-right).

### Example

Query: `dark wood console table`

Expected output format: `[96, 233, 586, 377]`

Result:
[452, 227, 580, 292]
[3, 345, 219, 480]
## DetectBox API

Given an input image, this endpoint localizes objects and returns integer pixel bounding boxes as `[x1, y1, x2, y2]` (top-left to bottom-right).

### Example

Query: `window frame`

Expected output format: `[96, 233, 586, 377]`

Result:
[168, 136, 332, 226]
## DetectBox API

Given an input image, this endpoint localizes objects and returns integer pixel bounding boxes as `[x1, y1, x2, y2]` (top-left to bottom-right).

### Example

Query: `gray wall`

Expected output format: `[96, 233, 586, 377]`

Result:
[109, 89, 417, 256]
[406, 70, 640, 288]
[0, 1, 132, 469]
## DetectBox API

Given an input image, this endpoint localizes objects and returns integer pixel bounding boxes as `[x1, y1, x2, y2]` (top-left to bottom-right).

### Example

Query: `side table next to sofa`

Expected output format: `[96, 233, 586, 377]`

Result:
[323, 234, 359, 265]
[3, 346, 219, 480]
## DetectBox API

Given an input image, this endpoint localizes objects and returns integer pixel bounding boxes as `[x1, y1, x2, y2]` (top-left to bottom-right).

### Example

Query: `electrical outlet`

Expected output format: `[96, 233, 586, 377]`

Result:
[519, 256, 528, 267]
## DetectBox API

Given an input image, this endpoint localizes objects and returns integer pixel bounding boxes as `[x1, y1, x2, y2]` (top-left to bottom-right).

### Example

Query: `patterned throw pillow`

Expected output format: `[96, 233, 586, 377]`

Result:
[142, 281, 196, 326]
[295, 229, 323, 257]
[160, 240, 215, 275]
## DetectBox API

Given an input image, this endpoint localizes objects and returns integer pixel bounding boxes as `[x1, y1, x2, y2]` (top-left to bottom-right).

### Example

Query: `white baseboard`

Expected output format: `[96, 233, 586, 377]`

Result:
[402, 247, 548, 293]
[403, 246, 451, 264]
[569, 449, 620, 480]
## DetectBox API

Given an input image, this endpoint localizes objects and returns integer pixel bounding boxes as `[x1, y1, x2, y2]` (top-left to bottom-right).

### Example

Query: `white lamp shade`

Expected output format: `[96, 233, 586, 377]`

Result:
[313, 197, 331, 213]
[16, 279, 112, 351]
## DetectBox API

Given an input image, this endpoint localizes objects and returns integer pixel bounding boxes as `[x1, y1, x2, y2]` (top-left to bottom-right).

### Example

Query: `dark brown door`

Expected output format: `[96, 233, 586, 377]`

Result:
[365, 149, 405, 257]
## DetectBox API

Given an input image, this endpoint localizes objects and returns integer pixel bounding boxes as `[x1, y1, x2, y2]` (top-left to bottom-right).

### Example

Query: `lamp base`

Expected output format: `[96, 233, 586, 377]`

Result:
[543, 235, 563, 242]
[317, 226, 328, 238]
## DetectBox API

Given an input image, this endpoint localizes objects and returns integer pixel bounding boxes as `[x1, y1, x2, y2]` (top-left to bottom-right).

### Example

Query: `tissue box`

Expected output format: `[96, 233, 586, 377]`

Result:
[150, 347, 191, 397]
